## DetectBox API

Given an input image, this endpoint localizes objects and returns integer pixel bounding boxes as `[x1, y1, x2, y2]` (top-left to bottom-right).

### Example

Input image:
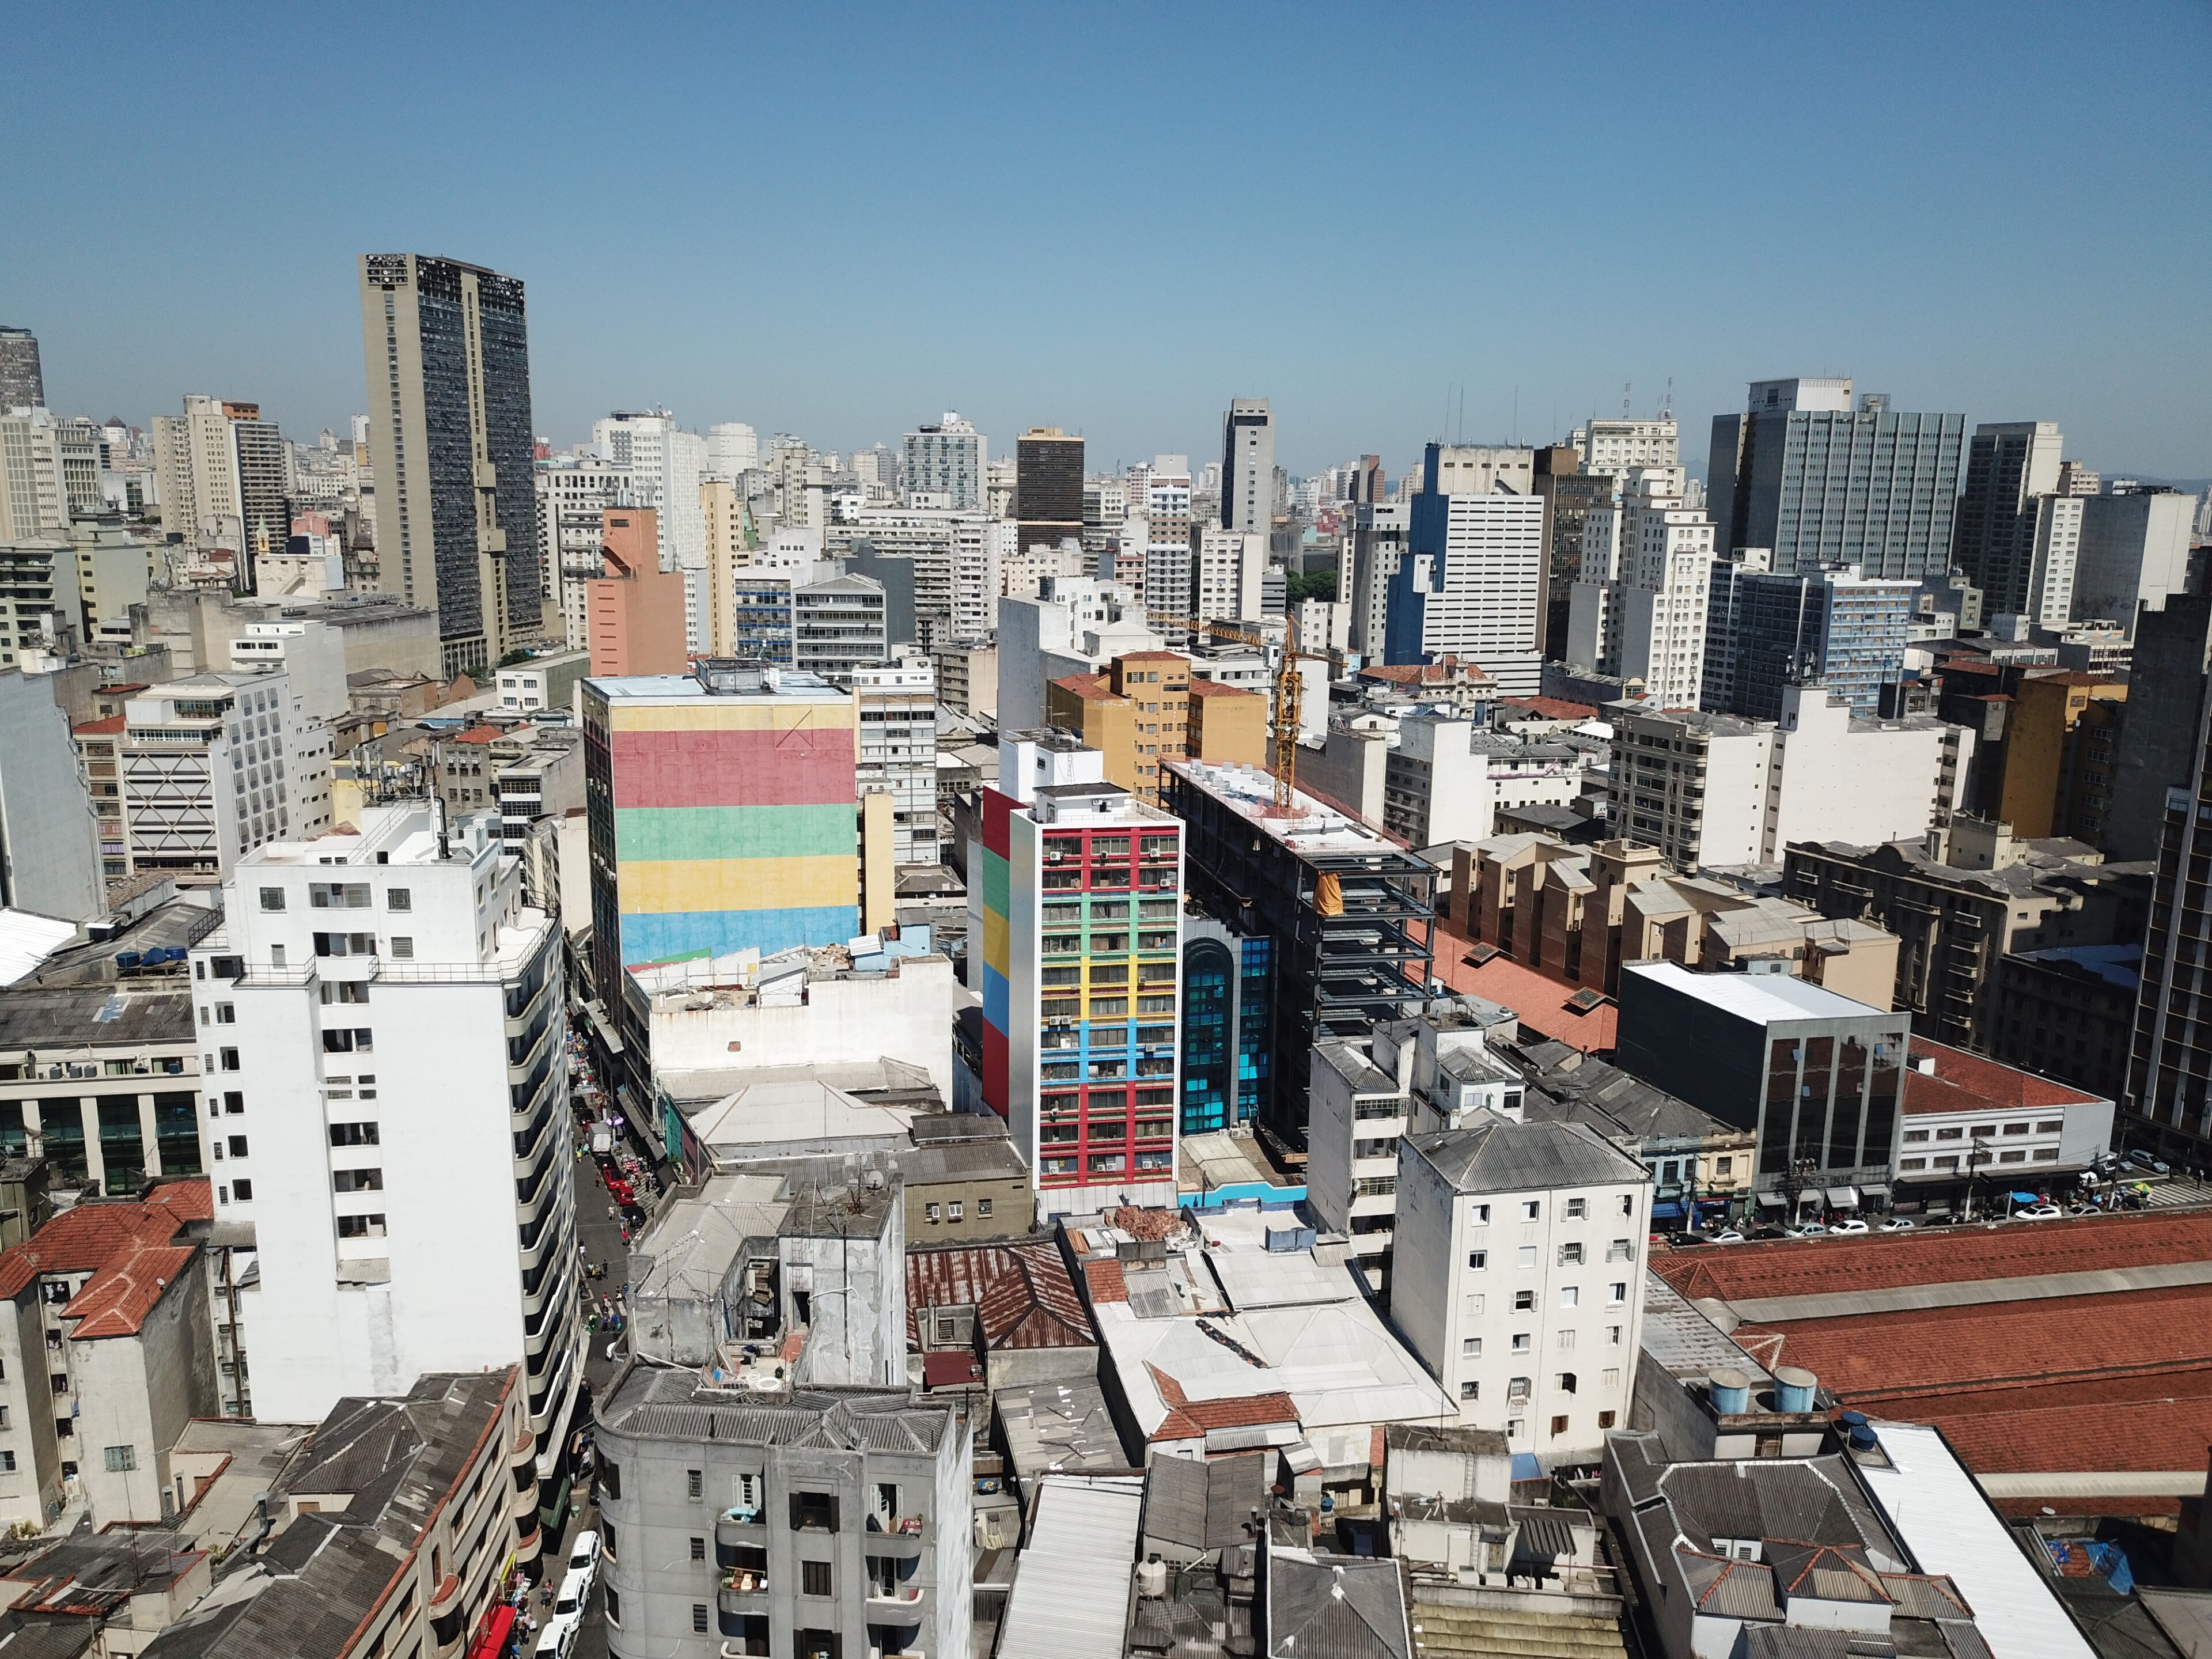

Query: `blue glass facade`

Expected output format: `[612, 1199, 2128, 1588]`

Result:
[1179, 931, 1274, 1135]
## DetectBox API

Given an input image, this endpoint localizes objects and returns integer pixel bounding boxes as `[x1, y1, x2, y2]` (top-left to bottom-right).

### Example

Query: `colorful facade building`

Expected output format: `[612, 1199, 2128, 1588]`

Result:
[582, 659, 858, 1005]
[974, 733, 1183, 1215]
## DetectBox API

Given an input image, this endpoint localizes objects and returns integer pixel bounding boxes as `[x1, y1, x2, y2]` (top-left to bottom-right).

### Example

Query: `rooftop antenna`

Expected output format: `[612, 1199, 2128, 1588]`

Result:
[1622, 382, 1633, 418]
[1662, 376, 1674, 419]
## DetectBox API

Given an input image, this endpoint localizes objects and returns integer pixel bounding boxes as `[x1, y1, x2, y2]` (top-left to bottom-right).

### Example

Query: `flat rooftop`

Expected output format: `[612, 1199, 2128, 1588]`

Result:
[1166, 758, 1422, 859]
[1622, 960, 1890, 1024]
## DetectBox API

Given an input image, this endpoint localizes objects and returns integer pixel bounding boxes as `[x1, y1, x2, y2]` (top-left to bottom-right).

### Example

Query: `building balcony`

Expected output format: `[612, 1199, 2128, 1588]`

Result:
[718, 1570, 771, 1613]
[866, 1582, 929, 1609]
[715, 1509, 766, 1548]
[863, 1516, 929, 1557]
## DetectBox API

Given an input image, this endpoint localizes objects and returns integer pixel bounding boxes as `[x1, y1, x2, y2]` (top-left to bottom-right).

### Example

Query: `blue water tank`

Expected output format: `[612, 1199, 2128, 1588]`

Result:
[1848, 1425, 1879, 1452]
[1707, 1368, 1751, 1414]
[1774, 1365, 1818, 1413]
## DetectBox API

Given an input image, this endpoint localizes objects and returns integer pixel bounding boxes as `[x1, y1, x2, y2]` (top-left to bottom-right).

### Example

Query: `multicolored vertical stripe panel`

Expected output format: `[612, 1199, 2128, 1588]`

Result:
[979, 788, 1013, 1119]
[609, 698, 858, 967]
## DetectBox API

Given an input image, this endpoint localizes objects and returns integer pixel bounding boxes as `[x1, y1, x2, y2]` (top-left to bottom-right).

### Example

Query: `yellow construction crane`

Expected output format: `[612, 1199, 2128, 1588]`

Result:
[1158, 615, 1350, 813]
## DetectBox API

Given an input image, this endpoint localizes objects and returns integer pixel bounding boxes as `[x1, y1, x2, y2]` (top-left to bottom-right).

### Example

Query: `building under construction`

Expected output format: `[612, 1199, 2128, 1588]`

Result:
[1164, 758, 1437, 1156]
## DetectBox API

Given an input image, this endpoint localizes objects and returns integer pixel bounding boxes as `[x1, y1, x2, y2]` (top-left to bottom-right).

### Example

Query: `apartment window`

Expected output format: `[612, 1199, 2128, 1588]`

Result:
[1461, 1338, 1482, 1357]
[977, 1199, 993, 1218]
[218, 1048, 239, 1071]
[228, 1135, 248, 1158]
[212, 1002, 235, 1024]
[599, 1460, 620, 1501]
[924, 1203, 940, 1223]
[50, 1374, 67, 1397]
[948, 1202, 964, 1222]
[1517, 1247, 1537, 1268]
[232, 1179, 253, 1201]
[224, 1091, 244, 1113]
[1608, 1238, 1634, 1262]
[1716, 1157, 1733, 1176]
[801, 1559, 833, 1597]
[687, 1469, 703, 1499]
[1459, 1380, 1479, 1400]
[1512, 1334, 1531, 1353]
[1607, 1325, 1623, 1345]
[329, 1123, 380, 1147]
[1466, 1250, 1487, 1271]
[688, 1536, 705, 1561]
[1558, 1243, 1584, 1266]
[1565, 1198, 1585, 1219]
[0, 1452, 13, 1472]
[259, 888, 285, 911]
[1560, 1286, 1580, 1308]
[1551, 1415, 1570, 1438]
[2036, 1120, 2064, 1134]
[1469, 1203, 1490, 1225]
[1514, 1289, 1534, 1312]
[790, 1491, 838, 1531]
[1557, 1372, 1578, 1395]
[387, 889, 412, 911]
[332, 1168, 382, 1192]
[1608, 1282, 1627, 1305]
[1902, 1130, 1930, 1144]
[603, 1586, 619, 1626]
[1599, 1411, 1616, 1429]
[1508, 1419, 1526, 1441]
[1522, 1200, 1540, 1221]
[334, 1214, 384, 1238]
[390, 937, 413, 959]
[1603, 1368, 1622, 1390]
[104, 1445, 135, 1472]
[1618, 1195, 1633, 1217]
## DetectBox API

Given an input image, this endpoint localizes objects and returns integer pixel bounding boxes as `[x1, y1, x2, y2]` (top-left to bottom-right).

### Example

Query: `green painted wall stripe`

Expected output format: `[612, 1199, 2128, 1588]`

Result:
[982, 849, 1009, 915]
[613, 802, 856, 863]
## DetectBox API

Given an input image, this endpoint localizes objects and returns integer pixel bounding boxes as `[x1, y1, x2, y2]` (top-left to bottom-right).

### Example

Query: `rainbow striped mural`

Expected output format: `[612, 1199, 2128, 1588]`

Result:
[978, 788, 1013, 1116]
[584, 674, 858, 973]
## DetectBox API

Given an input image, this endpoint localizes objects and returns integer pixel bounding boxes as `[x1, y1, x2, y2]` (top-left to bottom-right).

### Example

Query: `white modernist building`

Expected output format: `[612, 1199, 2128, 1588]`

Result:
[853, 658, 941, 865]
[902, 413, 985, 510]
[1608, 683, 1973, 872]
[1391, 1111, 1652, 1465]
[1192, 528, 1266, 625]
[1395, 459, 1547, 695]
[187, 804, 582, 1467]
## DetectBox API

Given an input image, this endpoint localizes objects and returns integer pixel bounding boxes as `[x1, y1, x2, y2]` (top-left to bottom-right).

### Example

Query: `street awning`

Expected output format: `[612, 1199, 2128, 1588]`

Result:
[1755, 1192, 1786, 1209]
[1826, 1187, 1858, 1209]
[1859, 1184, 1891, 1203]
[1652, 1202, 1685, 1221]
[467, 1605, 516, 1659]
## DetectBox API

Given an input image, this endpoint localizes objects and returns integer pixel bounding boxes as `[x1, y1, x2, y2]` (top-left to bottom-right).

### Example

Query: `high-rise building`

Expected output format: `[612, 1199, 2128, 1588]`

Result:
[582, 659, 859, 999]
[586, 508, 688, 677]
[705, 420, 760, 480]
[122, 671, 333, 884]
[592, 410, 710, 645]
[1014, 426, 1084, 553]
[793, 574, 889, 686]
[1192, 527, 1266, 623]
[1222, 397, 1275, 533]
[1575, 417, 1678, 475]
[1347, 501, 1408, 658]
[358, 253, 546, 675]
[1707, 378, 1965, 578]
[185, 804, 584, 1484]
[1703, 566, 1916, 721]
[150, 395, 289, 582]
[1565, 476, 1713, 709]
[853, 659, 939, 865]
[0, 408, 66, 540]
[2075, 487, 2196, 635]
[1387, 442, 1546, 695]
[1953, 421, 2063, 614]
[974, 734, 1183, 1215]
[536, 450, 631, 649]
[0, 327, 42, 411]
[903, 412, 985, 510]
[1166, 758, 1435, 1148]
[0, 669, 103, 919]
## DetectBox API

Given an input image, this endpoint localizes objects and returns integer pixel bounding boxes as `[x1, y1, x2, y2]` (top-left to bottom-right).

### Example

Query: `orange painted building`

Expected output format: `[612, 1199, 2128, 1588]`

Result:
[586, 508, 688, 677]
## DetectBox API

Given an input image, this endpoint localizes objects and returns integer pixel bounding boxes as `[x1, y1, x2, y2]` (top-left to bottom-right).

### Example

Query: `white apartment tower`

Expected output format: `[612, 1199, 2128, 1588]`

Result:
[1222, 398, 1275, 533]
[903, 413, 985, 510]
[1391, 1114, 1651, 1465]
[122, 672, 333, 885]
[187, 804, 582, 1470]
[1193, 528, 1266, 624]
[1575, 418, 1679, 476]
[1567, 478, 1714, 709]
[853, 660, 940, 865]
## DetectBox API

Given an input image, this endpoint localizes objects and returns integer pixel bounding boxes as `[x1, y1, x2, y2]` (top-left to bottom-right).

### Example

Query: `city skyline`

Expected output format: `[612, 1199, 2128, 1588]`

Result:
[3, 3, 2208, 480]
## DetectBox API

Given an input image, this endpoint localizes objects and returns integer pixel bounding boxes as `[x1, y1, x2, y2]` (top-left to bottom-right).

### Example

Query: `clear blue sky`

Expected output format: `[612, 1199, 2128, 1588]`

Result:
[7, 2, 2209, 482]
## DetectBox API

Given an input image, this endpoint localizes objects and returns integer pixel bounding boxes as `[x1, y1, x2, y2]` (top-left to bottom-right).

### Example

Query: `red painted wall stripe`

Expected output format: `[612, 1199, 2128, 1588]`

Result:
[983, 787, 1013, 859]
[610, 728, 856, 809]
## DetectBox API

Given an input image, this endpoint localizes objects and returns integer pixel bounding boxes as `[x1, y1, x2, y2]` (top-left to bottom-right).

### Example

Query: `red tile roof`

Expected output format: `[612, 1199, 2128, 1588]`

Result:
[1083, 1259, 1128, 1304]
[1049, 673, 1120, 704]
[449, 724, 503, 744]
[1358, 655, 1491, 687]
[0, 1185, 210, 1338]
[1146, 1364, 1297, 1441]
[1902, 1038, 2103, 1115]
[1499, 696, 1600, 721]
[1930, 1396, 2212, 1476]
[903, 1241, 1097, 1353]
[1187, 679, 1260, 700]
[1426, 919, 1616, 1052]
[72, 716, 126, 736]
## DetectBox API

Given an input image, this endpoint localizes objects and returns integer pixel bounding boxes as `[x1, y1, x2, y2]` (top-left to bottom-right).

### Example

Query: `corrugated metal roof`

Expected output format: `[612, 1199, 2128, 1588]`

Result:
[995, 1475, 1144, 1659]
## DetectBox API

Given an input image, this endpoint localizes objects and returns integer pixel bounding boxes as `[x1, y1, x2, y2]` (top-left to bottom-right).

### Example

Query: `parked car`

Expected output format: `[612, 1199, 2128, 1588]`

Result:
[1668, 1232, 1708, 1248]
[1793, 1222, 1830, 1237]
[2011, 1203, 2064, 1221]
[2127, 1149, 2172, 1175]
[1830, 1218, 1870, 1235]
[567, 1530, 601, 1578]
[1711, 1229, 1747, 1244]
[550, 1568, 592, 1630]
[535, 1613, 580, 1658]
[1878, 1218, 1916, 1233]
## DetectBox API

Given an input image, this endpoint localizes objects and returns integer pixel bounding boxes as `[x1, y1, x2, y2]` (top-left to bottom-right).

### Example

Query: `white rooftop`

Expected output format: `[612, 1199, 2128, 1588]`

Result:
[1167, 759, 1408, 857]
[995, 1475, 1144, 1659]
[1622, 960, 1889, 1024]
[1855, 1421, 2096, 1659]
[683, 1075, 921, 1152]
[584, 667, 847, 703]
[0, 911, 78, 987]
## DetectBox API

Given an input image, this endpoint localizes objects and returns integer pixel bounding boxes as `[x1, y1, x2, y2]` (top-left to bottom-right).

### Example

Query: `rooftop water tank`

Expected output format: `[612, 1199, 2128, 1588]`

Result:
[1137, 1556, 1168, 1599]
[1707, 1368, 1752, 1414]
[1774, 1365, 1818, 1413]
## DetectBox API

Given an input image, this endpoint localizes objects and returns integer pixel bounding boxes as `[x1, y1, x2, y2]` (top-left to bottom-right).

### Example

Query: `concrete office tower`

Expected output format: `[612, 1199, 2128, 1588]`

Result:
[0, 408, 67, 539]
[1194, 528, 1266, 623]
[228, 618, 350, 724]
[151, 396, 289, 577]
[1387, 442, 1546, 695]
[1015, 426, 1084, 553]
[1392, 1116, 1652, 1463]
[358, 254, 546, 675]
[185, 805, 584, 1475]
[2075, 487, 2195, 637]
[701, 475, 753, 657]
[853, 660, 940, 865]
[1576, 417, 1677, 475]
[582, 659, 859, 994]
[1953, 421, 2063, 613]
[593, 411, 709, 574]
[706, 420, 760, 480]
[1139, 457, 1194, 631]
[1703, 566, 1916, 721]
[904, 412, 985, 509]
[976, 734, 1183, 1216]
[0, 670, 103, 919]
[0, 327, 41, 411]
[2058, 460, 2101, 497]
[227, 406, 291, 584]
[1707, 378, 1965, 578]
[1566, 478, 1713, 709]
[1222, 398, 1275, 532]
[1348, 501, 1408, 657]
[586, 508, 689, 677]
[2128, 623, 2212, 1158]
[122, 671, 333, 884]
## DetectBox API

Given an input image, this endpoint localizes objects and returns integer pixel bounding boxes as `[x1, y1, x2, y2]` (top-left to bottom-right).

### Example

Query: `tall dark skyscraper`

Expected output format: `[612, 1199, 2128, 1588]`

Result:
[1952, 421, 2063, 615]
[358, 254, 546, 675]
[1707, 377, 1965, 579]
[1014, 425, 1084, 556]
[1221, 397, 1275, 532]
[0, 327, 43, 411]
